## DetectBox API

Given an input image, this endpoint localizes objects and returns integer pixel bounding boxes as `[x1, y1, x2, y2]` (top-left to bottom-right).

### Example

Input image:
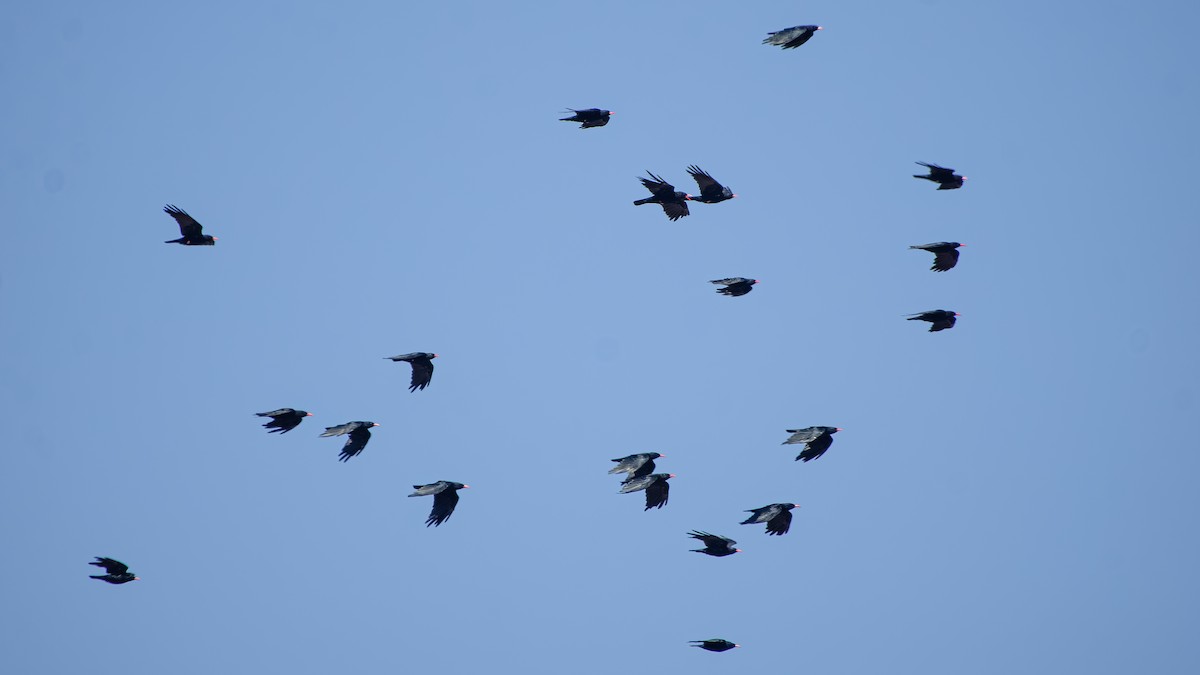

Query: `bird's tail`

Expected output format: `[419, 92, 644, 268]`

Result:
[88, 574, 106, 580]
[913, 174, 934, 181]
[906, 316, 922, 320]
[633, 198, 654, 206]
[164, 238, 184, 244]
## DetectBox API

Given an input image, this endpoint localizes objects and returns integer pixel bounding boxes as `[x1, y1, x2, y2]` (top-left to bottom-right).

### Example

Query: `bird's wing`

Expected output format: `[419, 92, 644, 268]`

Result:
[257, 408, 292, 418]
[91, 557, 129, 574]
[932, 249, 959, 272]
[427, 489, 460, 526]
[409, 359, 434, 392]
[710, 278, 739, 286]
[338, 427, 371, 461]
[320, 422, 358, 437]
[782, 427, 820, 444]
[630, 459, 656, 478]
[797, 435, 832, 462]
[766, 510, 793, 535]
[639, 172, 674, 195]
[687, 166, 721, 193]
[644, 478, 669, 509]
[660, 200, 689, 221]
[163, 204, 203, 238]
[619, 476, 650, 493]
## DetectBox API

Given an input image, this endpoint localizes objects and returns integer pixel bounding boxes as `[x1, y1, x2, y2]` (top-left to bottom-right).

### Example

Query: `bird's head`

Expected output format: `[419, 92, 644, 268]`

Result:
[370, 422, 381, 427]
[953, 242, 964, 248]
[649, 452, 663, 459]
[305, 412, 314, 417]
[791, 504, 801, 509]
[751, 279, 759, 285]
[431, 353, 439, 359]
[816, 26, 823, 31]
[953, 313, 961, 317]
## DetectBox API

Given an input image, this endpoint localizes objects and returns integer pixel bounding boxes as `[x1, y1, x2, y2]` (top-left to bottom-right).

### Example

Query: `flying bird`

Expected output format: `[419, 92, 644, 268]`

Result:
[385, 352, 437, 392]
[163, 204, 217, 245]
[560, 108, 613, 128]
[633, 172, 691, 221]
[320, 421, 379, 462]
[89, 557, 138, 584]
[710, 278, 757, 297]
[690, 639, 740, 652]
[686, 166, 735, 204]
[910, 242, 964, 272]
[913, 162, 966, 190]
[619, 472, 673, 510]
[763, 25, 823, 49]
[688, 531, 740, 557]
[907, 309, 959, 332]
[409, 481, 469, 527]
[782, 426, 841, 462]
[609, 452, 662, 480]
[255, 408, 312, 434]
[741, 503, 798, 536]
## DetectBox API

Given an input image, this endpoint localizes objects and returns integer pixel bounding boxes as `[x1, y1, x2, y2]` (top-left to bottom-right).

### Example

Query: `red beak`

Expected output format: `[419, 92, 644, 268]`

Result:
[305, 412, 313, 416]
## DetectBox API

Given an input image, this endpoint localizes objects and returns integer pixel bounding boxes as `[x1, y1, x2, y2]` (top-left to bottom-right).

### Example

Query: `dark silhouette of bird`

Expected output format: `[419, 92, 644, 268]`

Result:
[609, 452, 662, 480]
[763, 25, 823, 49]
[913, 162, 966, 190]
[690, 639, 740, 652]
[385, 352, 437, 392]
[710, 278, 757, 297]
[409, 481, 469, 527]
[907, 309, 959, 332]
[320, 421, 379, 462]
[633, 172, 691, 221]
[619, 472, 673, 510]
[255, 408, 312, 434]
[560, 108, 613, 128]
[686, 166, 735, 204]
[782, 426, 841, 462]
[163, 204, 217, 245]
[741, 503, 798, 536]
[89, 557, 138, 584]
[688, 531, 740, 557]
[910, 242, 964, 272]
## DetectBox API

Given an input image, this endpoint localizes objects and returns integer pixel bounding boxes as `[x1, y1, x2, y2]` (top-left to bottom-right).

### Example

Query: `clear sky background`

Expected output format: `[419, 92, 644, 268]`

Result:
[3, 1, 1199, 673]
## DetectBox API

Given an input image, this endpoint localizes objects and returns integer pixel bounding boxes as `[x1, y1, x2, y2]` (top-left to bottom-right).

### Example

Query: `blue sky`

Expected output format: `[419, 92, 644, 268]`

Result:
[3, 1, 1200, 673]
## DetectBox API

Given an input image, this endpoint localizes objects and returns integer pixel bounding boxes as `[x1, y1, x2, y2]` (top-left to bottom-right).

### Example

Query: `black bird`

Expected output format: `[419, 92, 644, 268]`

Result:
[619, 472, 673, 510]
[910, 242, 964, 272]
[163, 204, 217, 245]
[560, 108, 613, 129]
[782, 426, 841, 462]
[409, 481, 469, 527]
[907, 309, 959, 332]
[633, 172, 691, 221]
[913, 162, 966, 190]
[688, 531, 740, 557]
[710, 278, 757, 297]
[690, 639, 740, 652]
[609, 452, 662, 480]
[686, 166, 735, 204]
[741, 503, 798, 536]
[255, 408, 312, 434]
[89, 557, 138, 584]
[763, 25, 823, 49]
[385, 352, 437, 392]
[320, 421, 379, 462]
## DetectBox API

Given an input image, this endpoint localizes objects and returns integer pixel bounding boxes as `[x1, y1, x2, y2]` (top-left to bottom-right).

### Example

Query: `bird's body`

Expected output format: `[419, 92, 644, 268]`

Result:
[619, 472, 673, 510]
[609, 452, 662, 480]
[907, 309, 959, 332]
[688, 531, 740, 557]
[89, 557, 138, 584]
[320, 421, 379, 462]
[633, 172, 691, 221]
[560, 108, 613, 128]
[409, 481, 468, 526]
[710, 278, 757, 297]
[913, 162, 966, 190]
[686, 166, 735, 204]
[385, 352, 437, 392]
[163, 204, 217, 245]
[782, 426, 841, 462]
[255, 408, 312, 434]
[741, 503, 798, 536]
[763, 25, 823, 49]
[690, 639, 740, 652]
[909, 242, 963, 272]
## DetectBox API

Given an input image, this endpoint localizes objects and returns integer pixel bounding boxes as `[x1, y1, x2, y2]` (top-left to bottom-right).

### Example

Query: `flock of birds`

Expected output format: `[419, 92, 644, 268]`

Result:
[88, 22, 973, 656]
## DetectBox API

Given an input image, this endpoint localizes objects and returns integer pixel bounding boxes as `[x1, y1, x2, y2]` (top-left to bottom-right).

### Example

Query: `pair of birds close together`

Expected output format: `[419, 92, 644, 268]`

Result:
[633, 168, 735, 221]
[610, 452, 673, 510]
